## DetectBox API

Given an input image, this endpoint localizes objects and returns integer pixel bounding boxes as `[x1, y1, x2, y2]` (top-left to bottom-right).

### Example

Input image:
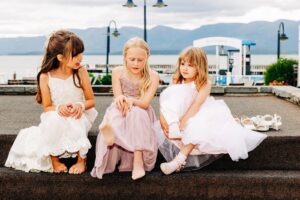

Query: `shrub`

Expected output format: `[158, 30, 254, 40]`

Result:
[88, 72, 101, 85]
[88, 72, 95, 83]
[101, 74, 112, 85]
[264, 58, 297, 86]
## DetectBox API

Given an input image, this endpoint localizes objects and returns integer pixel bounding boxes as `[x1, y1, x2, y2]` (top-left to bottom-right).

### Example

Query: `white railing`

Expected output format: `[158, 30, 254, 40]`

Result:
[210, 74, 264, 86]
[0, 72, 6, 84]
[7, 64, 293, 86]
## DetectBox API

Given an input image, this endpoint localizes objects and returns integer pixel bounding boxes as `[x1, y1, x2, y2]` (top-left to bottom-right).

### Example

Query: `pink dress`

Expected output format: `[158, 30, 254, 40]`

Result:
[91, 70, 158, 179]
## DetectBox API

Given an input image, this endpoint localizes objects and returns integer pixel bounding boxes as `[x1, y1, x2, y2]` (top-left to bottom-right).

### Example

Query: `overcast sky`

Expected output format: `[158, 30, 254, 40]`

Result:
[0, 0, 300, 37]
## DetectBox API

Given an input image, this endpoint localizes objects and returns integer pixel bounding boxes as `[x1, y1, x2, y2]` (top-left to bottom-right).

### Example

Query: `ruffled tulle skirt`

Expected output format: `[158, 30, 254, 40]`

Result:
[91, 104, 158, 179]
[5, 108, 98, 173]
[157, 96, 267, 168]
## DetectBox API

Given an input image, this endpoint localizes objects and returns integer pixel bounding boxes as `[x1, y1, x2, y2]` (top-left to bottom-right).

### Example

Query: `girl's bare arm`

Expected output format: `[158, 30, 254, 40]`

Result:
[130, 70, 160, 110]
[78, 67, 95, 110]
[39, 73, 55, 112]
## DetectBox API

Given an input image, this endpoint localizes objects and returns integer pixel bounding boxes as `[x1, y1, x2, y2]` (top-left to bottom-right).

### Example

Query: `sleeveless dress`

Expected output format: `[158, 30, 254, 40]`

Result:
[91, 70, 158, 179]
[157, 82, 267, 169]
[5, 72, 98, 172]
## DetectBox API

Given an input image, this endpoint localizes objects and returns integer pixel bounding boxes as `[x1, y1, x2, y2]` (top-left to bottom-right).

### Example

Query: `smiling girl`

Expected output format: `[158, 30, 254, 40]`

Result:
[5, 30, 98, 174]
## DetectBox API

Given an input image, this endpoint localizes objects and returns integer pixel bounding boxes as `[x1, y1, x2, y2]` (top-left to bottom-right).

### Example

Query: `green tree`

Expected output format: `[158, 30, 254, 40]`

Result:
[264, 58, 297, 86]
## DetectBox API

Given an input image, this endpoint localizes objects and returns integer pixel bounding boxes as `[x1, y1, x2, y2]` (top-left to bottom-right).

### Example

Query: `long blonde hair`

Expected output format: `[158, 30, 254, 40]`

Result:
[123, 37, 151, 97]
[172, 47, 208, 91]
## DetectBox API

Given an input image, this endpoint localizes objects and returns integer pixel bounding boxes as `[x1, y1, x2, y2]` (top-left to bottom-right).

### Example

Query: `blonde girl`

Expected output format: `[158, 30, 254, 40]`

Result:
[91, 37, 160, 180]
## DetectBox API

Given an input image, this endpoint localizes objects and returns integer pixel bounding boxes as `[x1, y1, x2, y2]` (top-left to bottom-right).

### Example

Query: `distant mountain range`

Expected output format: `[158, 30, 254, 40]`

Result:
[0, 19, 299, 55]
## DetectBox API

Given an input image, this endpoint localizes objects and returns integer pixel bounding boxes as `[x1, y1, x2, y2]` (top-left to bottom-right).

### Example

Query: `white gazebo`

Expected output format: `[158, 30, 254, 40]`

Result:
[193, 37, 255, 77]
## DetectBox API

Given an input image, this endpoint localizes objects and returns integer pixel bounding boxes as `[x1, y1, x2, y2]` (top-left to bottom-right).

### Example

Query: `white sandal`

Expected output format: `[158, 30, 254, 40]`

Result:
[270, 114, 282, 130]
[251, 115, 269, 132]
[262, 114, 275, 127]
[241, 115, 256, 130]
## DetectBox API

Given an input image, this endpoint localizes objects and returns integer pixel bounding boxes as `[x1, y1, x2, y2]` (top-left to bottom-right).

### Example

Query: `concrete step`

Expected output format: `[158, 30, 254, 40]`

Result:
[0, 167, 299, 200]
[1, 135, 300, 171]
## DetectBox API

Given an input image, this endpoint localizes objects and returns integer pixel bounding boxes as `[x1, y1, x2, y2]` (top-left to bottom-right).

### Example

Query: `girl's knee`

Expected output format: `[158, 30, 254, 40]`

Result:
[130, 106, 147, 115]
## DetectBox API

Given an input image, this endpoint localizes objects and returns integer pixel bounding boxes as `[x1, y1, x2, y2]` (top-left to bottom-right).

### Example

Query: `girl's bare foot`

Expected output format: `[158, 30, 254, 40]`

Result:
[99, 117, 115, 146]
[69, 155, 86, 175]
[51, 156, 68, 173]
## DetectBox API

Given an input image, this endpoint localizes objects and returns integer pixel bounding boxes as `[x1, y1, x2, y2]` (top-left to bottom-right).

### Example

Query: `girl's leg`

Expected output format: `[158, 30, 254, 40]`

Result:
[99, 116, 115, 146]
[69, 152, 86, 174]
[181, 144, 196, 156]
[51, 156, 68, 173]
[132, 150, 145, 180]
[160, 144, 196, 175]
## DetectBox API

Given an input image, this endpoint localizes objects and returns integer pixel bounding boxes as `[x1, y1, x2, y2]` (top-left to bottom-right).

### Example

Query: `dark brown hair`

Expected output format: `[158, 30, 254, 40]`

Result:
[36, 30, 84, 103]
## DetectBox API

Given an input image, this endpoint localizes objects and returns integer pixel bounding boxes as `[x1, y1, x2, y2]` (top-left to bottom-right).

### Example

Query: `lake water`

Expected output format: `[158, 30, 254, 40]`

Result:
[0, 54, 298, 82]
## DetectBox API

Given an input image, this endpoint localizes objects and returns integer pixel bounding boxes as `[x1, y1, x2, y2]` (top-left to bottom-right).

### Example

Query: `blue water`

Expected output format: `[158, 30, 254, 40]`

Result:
[0, 54, 297, 84]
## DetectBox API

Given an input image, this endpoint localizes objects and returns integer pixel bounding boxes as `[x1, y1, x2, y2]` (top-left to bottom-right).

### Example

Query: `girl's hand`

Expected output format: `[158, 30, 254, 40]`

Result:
[57, 104, 73, 117]
[120, 97, 134, 116]
[160, 113, 169, 138]
[70, 103, 84, 119]
[114, 95, 127, 112]
[125, 98, 134, 111]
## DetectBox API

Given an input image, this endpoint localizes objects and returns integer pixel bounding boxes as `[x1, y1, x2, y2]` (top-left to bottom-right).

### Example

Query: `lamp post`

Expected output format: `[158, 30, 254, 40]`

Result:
[106, 20, 120, 75]
[277, 22, 288, 60]
[298, 25, 300, 88]
[123, 0, 167, 42]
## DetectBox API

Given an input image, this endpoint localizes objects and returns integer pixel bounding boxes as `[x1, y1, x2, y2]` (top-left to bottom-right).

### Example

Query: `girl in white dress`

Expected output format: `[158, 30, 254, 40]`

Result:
[158, 47, 267, 175]
[5, 30, 98, 174]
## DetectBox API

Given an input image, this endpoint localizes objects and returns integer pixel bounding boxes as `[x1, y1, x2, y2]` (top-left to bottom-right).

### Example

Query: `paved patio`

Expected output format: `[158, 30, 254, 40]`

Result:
[1, 95, 299, 137]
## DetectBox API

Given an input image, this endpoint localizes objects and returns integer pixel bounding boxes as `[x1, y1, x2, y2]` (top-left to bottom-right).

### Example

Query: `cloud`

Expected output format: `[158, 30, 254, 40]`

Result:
[0, 0, 300, 37]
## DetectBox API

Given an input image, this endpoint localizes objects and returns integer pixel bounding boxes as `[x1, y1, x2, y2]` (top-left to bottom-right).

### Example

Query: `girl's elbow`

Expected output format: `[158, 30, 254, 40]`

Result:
[141, 103, 150, 110]
[90, 99, 96, 108]
[142, 105, 149, 110]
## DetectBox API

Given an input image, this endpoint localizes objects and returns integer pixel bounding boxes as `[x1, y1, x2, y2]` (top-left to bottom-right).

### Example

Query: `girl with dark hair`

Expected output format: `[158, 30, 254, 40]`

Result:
[5, 30, 98, 174]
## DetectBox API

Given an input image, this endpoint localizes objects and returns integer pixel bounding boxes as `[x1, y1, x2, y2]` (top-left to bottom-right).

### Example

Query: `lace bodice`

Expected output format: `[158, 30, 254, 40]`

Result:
[48, 73, 84, 106]
[119, 71, 141, 98]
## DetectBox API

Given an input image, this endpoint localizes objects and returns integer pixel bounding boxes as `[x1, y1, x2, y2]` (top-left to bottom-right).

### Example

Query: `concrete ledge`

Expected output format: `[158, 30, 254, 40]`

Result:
[92, 85, 112, 93]
[2, 85, 300, 107]
[1, 135, 300, 171]
[272, 86, 300, 106]
[1, 168, 299, 200]
[211, 86, 225, 94]
[258, 86, 273, 93]
[0, 85, 36, 95]
[225, 86, 258, 93]
[0, 85, 272, 95]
